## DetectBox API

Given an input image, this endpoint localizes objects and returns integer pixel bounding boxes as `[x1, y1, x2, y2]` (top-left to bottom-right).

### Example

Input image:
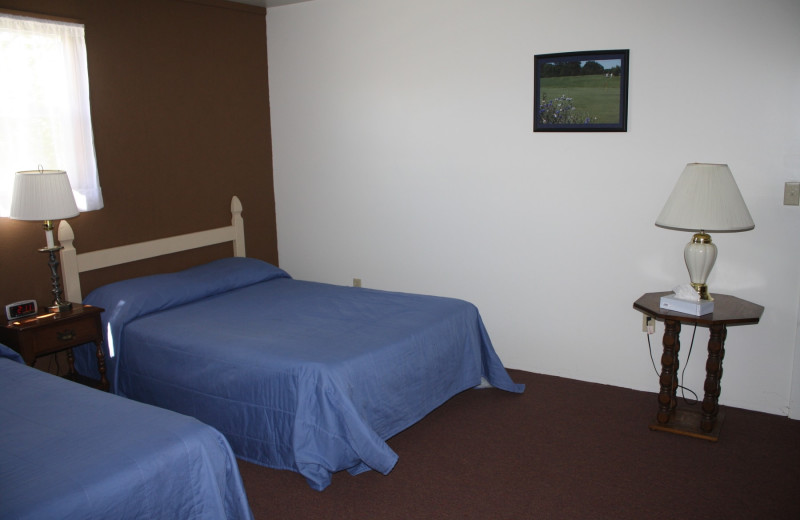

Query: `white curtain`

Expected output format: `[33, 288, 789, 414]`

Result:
[0, 13, 103, 216]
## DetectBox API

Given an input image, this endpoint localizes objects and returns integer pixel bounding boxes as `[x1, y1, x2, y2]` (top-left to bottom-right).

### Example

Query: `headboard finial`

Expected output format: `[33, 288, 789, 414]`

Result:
[58, 220, 82, 303]
[231, 196, 245, 257]
[58, 219, 75, 245]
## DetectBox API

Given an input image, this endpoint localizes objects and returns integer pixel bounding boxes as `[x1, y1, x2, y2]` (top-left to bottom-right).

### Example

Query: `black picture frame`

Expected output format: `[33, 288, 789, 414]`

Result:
[534, 49, 629, 132]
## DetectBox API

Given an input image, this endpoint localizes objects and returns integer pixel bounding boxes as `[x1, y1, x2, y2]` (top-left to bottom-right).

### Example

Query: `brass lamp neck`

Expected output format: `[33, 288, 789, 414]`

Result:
[691, 231, 712, 244]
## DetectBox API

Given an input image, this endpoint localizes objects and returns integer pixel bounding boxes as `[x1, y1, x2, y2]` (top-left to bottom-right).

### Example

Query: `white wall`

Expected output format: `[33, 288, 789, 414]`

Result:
[267, 0, 800, 416]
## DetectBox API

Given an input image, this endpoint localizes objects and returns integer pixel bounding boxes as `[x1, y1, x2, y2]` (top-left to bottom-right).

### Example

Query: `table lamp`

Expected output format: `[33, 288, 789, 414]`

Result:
[655, 163, 754, 301]
[10, 169, 80, 312]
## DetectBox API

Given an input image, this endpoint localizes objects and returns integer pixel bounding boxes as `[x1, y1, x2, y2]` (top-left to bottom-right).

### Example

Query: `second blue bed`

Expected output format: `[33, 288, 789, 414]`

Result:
[76, 257, 524, 490]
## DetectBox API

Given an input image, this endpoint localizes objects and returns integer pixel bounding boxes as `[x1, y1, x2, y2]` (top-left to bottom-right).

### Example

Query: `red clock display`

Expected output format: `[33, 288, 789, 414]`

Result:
[5, 300, 38, 320]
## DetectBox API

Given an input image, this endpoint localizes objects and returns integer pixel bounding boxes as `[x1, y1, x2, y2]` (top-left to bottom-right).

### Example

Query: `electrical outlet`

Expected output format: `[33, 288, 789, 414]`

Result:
[353, 278, 362, 288]
[784, 182, 800, 205]
[642, 315, 655, 334]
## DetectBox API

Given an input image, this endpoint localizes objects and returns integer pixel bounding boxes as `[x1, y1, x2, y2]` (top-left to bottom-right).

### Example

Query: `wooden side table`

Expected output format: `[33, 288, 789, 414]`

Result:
[0, 304, 109, 391]
[633, 292, 763, 441]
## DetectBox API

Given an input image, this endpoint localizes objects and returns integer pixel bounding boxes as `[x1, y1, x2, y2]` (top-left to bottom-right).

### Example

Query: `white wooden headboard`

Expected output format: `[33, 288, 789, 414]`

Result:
[58, 195, 246, 303]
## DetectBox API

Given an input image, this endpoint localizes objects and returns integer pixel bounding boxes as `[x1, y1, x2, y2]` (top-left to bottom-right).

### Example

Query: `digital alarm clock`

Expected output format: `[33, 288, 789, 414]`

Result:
[5, 300, 38, 320]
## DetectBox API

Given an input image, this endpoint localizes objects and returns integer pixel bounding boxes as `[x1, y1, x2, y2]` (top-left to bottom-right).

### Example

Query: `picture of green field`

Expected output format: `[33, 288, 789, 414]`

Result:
[539, 75, 621, 124]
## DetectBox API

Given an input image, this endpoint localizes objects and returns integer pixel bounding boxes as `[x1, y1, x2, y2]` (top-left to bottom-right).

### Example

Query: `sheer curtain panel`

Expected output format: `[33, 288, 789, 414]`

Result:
[0, 13, 103, 216]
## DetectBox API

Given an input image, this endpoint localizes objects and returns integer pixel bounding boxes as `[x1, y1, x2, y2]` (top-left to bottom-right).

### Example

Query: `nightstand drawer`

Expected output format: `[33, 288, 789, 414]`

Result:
[0, 305, 107, 392]
[28, 318, 100, 355]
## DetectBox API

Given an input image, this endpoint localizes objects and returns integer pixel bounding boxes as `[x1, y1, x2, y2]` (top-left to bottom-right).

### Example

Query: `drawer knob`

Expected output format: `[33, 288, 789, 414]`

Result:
[57, 329, 76, 342]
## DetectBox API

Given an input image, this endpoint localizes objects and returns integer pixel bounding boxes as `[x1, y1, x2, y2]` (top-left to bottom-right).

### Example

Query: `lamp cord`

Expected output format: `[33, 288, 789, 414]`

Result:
[647, 326, 699, 405]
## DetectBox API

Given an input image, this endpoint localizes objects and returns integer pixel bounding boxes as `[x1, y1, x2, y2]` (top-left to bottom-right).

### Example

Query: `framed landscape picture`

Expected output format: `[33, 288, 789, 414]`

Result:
[534, 49, 629, 132]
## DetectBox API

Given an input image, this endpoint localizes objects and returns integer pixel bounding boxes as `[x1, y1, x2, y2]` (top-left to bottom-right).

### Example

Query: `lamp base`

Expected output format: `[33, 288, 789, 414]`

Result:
[684, 232, 717, 301]
[690, 282, 713, 301]
[39, 246, 72, 313]
[48, 301, 73, 313]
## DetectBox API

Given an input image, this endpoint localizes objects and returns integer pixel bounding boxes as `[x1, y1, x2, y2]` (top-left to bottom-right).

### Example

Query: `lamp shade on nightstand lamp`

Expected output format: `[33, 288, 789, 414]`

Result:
[9, 169, 80, 311]
[10, 170, 79, 243]
[655, 163, 754, 300]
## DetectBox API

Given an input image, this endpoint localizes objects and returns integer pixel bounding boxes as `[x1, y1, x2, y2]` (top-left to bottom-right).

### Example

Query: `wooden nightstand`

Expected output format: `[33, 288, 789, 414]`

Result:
[0, 304, 109, 391]
[633, 292, 763, 441]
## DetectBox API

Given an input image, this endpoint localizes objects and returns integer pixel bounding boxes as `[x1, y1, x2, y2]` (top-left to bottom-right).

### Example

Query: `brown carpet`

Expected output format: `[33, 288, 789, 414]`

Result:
[237, 369, 800, 519]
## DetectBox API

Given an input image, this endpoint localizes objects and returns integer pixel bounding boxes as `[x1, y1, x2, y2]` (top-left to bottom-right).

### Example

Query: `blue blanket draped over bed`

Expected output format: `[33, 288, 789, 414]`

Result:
[75, 258, 524, 490]
[0, 344, 252, 520]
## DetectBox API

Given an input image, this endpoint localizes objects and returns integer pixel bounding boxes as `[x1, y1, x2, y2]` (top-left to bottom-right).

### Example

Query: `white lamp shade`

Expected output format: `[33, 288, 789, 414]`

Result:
[655, 163, 754, 233]
[10, 170, 80, 221]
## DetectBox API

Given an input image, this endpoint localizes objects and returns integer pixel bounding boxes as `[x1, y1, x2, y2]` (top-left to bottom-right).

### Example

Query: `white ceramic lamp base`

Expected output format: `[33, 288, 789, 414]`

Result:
[684, 232, 717, 300]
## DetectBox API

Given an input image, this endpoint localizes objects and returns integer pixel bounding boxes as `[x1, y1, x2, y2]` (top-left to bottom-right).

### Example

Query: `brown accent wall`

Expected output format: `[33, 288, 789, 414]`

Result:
[0, 0, 278, 307]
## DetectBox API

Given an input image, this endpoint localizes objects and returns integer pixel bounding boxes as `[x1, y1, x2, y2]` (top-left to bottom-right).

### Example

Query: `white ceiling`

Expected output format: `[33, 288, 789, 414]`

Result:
[229, 0, 312, 8]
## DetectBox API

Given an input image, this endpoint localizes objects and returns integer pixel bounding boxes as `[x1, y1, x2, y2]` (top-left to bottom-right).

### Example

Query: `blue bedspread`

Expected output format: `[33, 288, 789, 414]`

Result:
[0, 344, 253, 520]
[76, 258, 524, 490]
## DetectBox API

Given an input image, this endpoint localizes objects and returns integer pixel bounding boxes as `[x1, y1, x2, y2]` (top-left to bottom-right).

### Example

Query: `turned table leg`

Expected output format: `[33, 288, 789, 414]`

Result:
[67, 347, 76, 376]
[701, 323, 727, 432]
[657, 318, 681, 424]
[94, 339, 109, 391]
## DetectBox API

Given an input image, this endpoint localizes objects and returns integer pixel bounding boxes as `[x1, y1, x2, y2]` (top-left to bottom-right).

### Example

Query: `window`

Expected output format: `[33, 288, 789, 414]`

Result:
[0, 13, 103, 216]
